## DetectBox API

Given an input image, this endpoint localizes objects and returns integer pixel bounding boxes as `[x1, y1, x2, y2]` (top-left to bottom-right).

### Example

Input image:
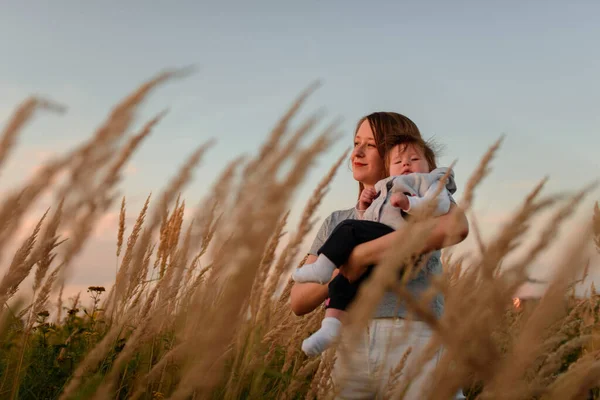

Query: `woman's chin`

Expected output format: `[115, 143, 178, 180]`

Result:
[353, 173, 377, 186]
[352, 172, 367, 182]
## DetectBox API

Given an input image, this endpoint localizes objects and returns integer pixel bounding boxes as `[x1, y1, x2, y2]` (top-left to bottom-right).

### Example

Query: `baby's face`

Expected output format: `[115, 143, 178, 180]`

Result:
[388, 144, 430, 176]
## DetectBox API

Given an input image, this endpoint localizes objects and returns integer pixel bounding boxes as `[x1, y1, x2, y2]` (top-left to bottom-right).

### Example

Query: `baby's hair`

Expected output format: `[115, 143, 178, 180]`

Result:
[383, 134, 441, 172]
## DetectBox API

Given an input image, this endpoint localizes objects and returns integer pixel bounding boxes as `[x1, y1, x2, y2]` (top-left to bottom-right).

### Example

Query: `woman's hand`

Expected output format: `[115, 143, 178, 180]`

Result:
[338, 245, 368, 282]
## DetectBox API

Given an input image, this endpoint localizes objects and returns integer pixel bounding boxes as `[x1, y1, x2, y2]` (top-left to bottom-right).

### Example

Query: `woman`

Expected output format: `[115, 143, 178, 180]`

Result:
[290, 112, 469, 399]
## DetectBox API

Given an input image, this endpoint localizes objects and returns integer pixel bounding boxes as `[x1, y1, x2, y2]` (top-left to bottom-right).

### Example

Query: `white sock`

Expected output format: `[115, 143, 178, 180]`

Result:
[301, 317, 342, 357]
[291, 254, 336, 284]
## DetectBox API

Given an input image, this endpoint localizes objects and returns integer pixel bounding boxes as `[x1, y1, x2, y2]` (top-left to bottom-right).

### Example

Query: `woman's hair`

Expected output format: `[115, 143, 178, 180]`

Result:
[354, 112, 423, 197]
[383, 134, 438, 172]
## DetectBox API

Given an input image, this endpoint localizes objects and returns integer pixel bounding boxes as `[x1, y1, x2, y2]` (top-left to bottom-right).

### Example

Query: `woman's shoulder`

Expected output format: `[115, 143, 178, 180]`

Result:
[318, 206, 359, 236]
[308, 207, 358, 255]
[325, 207, 358, 226]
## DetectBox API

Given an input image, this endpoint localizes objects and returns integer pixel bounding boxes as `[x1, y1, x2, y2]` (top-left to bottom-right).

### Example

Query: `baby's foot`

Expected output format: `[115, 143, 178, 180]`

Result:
[292, 255, 336, 284]
[301, 317, 342, 356]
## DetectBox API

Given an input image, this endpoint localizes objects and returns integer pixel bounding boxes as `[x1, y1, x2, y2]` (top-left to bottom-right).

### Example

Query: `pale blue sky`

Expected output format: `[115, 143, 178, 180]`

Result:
[1, 1, 599, 292]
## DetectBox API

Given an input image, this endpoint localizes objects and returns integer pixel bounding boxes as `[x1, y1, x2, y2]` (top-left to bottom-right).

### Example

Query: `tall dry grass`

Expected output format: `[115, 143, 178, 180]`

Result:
[0, 69, 599, 400]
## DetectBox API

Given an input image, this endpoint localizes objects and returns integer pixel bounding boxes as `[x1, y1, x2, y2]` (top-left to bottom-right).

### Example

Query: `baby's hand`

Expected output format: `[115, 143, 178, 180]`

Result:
[358, 188, 377, 210]
[390, 192, 410, 210]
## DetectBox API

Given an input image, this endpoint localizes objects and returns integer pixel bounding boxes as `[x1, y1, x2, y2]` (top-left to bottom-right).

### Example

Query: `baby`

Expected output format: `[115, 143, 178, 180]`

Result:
[292, 134, 456, 356]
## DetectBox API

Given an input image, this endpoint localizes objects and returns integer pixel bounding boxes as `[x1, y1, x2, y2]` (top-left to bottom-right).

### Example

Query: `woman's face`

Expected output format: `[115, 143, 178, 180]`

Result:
[351, 120, 385, 187]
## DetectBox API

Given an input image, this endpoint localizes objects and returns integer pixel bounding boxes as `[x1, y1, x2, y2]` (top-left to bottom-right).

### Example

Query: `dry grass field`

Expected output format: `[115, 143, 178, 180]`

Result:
[0, 69, 599, 399]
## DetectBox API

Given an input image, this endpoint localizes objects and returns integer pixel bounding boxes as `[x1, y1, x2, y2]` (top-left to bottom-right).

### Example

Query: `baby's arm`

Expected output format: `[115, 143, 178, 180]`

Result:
[402, 179, 451, 217]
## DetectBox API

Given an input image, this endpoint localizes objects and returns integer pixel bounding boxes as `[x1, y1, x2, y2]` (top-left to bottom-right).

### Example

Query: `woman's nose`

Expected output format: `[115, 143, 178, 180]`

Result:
[353, 145, 365, 157]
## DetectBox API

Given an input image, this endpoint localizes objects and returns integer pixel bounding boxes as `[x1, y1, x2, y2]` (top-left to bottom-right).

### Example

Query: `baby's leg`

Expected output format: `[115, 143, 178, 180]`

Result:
[301, 308, 345, 356]
[292, 220, 394, 284]
[292, 253, 336, 284]
[301, 269, 373, 356]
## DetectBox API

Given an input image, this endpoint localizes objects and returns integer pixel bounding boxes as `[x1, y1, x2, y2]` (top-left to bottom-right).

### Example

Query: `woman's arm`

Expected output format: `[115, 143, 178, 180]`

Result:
[290, 254, 339, 316]
[340, 202, 469, 281]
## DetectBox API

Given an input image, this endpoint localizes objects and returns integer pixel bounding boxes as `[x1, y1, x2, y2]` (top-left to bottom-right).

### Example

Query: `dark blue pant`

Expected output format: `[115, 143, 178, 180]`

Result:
[318, 220, 395, 310]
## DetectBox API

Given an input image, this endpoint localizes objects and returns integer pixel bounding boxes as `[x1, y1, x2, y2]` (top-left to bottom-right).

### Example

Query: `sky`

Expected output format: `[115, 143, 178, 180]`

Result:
[1, 1, 599, 303]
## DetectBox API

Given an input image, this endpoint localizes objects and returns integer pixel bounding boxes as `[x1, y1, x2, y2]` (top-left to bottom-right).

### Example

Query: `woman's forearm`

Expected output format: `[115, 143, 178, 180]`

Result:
[290, 255, 339, 316]
[346, 203, 469, 272]
[290, 281, 329, 316]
